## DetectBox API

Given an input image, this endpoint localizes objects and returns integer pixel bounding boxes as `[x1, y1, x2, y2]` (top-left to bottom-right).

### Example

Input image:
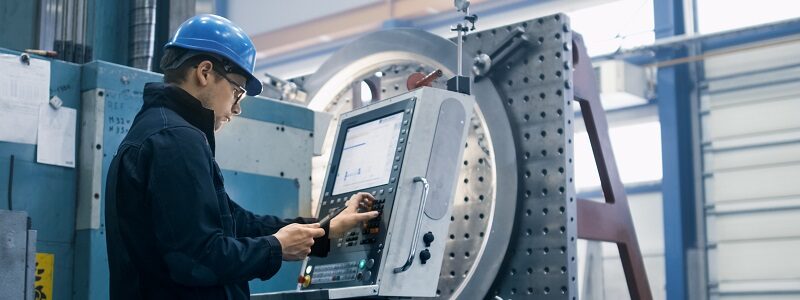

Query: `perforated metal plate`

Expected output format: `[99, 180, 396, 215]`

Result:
[465, 15, 578, 299]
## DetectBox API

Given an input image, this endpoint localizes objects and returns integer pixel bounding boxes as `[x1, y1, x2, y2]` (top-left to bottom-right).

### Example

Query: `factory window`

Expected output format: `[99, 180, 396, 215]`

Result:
[573, 121, 662, 191]
[696, 0, 798, 34]
[567, 0, 655, 57]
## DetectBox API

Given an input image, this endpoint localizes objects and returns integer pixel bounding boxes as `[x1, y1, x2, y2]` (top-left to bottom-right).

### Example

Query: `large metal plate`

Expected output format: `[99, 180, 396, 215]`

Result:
[468, 15, 577, 299]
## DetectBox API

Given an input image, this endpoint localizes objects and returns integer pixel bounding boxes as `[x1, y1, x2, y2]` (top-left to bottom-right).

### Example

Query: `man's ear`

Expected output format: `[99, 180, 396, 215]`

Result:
[195, 60, 213, 87]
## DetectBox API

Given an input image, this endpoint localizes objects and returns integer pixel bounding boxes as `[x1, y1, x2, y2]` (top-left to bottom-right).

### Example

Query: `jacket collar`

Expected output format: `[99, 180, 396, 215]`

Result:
[143, 82, 217, 154]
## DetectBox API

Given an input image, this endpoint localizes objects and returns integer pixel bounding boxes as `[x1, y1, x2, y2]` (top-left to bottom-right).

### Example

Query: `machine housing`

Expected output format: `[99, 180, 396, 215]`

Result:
[301, 87, 474, 298]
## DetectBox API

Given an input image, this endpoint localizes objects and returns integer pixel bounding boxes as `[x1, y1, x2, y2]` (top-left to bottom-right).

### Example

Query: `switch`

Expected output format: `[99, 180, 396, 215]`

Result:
[298, 275, 312, 288]
[366, 258, 375, 268]
[423, 231, 435, 247]
[419, 249, 431, 264]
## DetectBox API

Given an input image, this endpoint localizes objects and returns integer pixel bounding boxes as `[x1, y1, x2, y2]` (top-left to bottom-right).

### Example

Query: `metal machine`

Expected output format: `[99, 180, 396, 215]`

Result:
[0, 210, 37, 300]
[291, 15, 579, 299]
[0, 54, 329, 299]
[261, 10, 650, 300]
[0, 6, 651, 300]
[299, 87, 473, 298]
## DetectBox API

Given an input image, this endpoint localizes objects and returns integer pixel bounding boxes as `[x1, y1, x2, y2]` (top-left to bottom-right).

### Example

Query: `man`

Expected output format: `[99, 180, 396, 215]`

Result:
[104, 14, 378, 299]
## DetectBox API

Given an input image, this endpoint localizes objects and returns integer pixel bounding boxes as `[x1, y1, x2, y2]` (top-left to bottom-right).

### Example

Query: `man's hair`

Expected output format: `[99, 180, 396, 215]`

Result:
[159, 48, 245, 84]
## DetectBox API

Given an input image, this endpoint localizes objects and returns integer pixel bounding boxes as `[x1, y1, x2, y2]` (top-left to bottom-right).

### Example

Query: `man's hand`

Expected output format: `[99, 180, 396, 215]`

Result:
[273, 223, 325, 261]
[329, 192, 380, 238]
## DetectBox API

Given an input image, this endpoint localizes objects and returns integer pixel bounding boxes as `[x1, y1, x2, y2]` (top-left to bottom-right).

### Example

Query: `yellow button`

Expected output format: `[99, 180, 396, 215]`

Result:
[302, 275, 312, 288]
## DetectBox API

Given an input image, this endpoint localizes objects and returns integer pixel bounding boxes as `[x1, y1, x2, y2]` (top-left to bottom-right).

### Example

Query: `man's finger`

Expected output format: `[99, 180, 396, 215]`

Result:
[350, 211, 379, 222]
[307, 227, 325, 238]
[303, 223, 321, 228]
[356, 192, 375, 201]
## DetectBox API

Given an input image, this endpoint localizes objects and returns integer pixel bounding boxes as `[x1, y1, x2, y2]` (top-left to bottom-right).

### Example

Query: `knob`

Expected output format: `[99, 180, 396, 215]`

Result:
[419, 249, 431, 264]
[423, 231, 435, 247]
[297, 275, 312, 288]
[364, 270, 372, 281]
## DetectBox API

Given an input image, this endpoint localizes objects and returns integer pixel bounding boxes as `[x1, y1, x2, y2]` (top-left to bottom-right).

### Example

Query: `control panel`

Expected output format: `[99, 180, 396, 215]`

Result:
[300, 87, 474, 298]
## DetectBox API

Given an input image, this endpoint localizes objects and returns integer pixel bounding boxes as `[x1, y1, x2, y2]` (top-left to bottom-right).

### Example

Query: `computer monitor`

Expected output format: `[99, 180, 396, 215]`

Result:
[332, 112, 403, 196]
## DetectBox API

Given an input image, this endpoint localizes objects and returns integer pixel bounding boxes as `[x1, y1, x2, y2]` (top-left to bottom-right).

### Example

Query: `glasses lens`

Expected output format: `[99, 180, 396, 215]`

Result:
[215, 68, 246, 101]
[235, 88, 244, 101]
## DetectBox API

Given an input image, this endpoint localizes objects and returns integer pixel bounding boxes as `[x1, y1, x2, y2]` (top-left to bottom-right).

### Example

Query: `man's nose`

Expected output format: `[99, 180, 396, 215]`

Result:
[232, 103, 242, 115]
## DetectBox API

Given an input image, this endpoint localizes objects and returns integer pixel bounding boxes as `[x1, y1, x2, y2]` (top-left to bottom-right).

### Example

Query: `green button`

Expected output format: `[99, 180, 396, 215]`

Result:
[358, 259, 366, 269]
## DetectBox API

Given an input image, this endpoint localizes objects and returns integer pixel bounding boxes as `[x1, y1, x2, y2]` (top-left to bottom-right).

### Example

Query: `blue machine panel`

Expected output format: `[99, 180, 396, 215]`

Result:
[0, 51, 311, 299]
[223, 170, 303, 293]
[0, 48, 81, 300]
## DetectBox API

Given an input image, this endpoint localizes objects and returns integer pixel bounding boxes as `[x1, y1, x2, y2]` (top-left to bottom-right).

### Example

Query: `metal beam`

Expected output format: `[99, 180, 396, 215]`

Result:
[249, 0, 490, 61]
[653, 0, 701, 299]
[573, 32, 653, 300]
[253, 0, 616, 77]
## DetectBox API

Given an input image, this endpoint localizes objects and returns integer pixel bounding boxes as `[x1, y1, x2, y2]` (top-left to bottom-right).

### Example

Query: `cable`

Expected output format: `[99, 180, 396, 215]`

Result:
[7, 155, 14, 211]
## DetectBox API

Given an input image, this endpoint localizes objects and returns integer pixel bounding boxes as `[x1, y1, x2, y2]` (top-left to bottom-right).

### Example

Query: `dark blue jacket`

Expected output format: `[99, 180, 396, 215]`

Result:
[105, 83, 329, 299]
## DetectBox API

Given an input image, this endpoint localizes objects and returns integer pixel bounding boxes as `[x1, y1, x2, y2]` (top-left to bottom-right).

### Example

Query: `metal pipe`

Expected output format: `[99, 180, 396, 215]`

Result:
[7, 155, 14, 211]
[81, 0, 87, 62]
[602, 17, 800, 60]
[59, 0, 66, 50]
[71, 0, 79, 61]
[129, 0, 157, 70]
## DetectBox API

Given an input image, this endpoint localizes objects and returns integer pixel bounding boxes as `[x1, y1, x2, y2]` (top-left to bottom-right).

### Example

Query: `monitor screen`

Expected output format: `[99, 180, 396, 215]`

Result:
[332, 112, 404, 195]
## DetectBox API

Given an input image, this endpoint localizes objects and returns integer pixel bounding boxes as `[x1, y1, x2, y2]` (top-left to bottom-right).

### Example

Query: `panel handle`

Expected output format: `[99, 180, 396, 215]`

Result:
[393, 176, 430, 273]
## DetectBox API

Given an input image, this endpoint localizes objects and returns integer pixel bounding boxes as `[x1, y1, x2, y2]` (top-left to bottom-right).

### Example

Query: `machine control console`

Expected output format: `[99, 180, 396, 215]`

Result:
[300, 87, 474, 298]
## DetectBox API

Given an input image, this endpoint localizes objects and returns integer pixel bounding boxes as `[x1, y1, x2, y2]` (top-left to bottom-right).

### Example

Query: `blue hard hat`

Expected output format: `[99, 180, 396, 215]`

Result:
[165, 14, 262, 96]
